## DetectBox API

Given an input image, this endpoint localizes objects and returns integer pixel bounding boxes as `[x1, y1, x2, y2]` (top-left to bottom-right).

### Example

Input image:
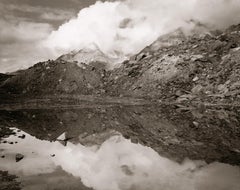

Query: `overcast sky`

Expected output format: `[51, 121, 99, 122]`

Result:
[0, 0, 102, 73]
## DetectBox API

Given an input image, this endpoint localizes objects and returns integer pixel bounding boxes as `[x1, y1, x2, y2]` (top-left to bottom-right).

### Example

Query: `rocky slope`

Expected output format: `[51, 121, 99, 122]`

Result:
[57, 44, 123, 70]
[106, 25, 240, 105]
[1, 24, 240, 105]
[0, 60, 106, 101]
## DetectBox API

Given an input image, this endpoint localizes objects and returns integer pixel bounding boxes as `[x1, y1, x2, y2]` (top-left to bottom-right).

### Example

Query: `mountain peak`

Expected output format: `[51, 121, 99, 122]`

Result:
[56, 43, 126, 70]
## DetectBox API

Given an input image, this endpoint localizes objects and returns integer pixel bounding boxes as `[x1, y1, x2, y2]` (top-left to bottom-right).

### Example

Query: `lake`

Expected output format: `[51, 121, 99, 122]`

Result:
[1, 105, 240, 190]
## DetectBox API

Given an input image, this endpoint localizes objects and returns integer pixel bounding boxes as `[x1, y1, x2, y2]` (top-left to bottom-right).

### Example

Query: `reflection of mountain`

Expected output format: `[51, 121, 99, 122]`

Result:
[20, 168, 92, 190]
[1, 106, 240, 165]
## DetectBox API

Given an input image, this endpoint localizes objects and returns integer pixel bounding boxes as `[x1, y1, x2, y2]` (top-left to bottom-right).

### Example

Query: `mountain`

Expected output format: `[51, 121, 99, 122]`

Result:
[106, 24, 240, 105]
[0, 60, 106, 101]
[56, 43, 124, 70]
[0, 73, 12, 83]
[1, 24, 240, 105]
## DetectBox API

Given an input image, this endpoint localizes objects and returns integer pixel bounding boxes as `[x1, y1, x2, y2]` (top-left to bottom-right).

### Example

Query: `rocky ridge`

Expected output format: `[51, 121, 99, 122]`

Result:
[106, 25, 240, 105]
[1, 24, 240, 105]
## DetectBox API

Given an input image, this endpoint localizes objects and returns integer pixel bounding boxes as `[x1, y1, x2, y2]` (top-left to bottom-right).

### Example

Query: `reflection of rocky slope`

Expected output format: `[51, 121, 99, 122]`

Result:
[1, 24, 240, 104]
[1, 106, 240, 165]
[0, 171, 21, 190]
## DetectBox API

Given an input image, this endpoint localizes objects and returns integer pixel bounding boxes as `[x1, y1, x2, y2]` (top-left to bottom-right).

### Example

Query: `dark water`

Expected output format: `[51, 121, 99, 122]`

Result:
[0, 105, 240, 190]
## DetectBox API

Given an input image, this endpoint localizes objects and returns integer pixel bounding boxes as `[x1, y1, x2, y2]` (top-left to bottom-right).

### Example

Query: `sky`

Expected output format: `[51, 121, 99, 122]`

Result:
[1, 0, 240, 73]
[0, 0, 101, 73]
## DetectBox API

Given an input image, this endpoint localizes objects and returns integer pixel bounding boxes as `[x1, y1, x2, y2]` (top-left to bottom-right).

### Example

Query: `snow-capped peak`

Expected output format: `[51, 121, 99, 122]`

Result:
[57, 43, 126, 70]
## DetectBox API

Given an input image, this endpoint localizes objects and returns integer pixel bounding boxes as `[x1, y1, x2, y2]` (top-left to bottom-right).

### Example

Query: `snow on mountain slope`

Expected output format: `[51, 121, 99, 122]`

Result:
[57, 44, 125, 70]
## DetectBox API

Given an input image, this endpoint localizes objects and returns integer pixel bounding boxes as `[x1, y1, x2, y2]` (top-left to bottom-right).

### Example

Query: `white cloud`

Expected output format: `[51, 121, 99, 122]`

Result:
[0, 2, 76, 22]
[44, 0, 240, 66]
[0, 20, 53, 43]
[2, 0, 240, 72]
[40, 12, 76, 21]
[0, 19, 54, 73]
[0, 2, 75, 73]
[0, 43, 54, 73]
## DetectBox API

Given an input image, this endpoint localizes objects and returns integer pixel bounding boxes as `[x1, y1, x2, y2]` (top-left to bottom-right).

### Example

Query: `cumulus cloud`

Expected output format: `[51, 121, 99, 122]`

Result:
[1, 130, 240, 190]
[40, 12, 76, 21]
[0, 2, 75, 73]
[0, 19, 54, 73]
[0, 20, 52, 44]
[2, 0, 240, 72]
[45, 0, 240, 63]
[0, 1, 76, 25]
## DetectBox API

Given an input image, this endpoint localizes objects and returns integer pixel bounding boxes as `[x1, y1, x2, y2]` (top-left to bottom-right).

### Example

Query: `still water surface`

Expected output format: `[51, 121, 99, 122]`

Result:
[0, 105, 240, 190]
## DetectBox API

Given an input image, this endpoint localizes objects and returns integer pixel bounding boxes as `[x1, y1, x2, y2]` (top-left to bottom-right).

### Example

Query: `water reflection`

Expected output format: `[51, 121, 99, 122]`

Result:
[0, 129, 91, 190]
[1, 128, 240, 190]
[1, 106, 240, 164]
[1, 106, 240, 189]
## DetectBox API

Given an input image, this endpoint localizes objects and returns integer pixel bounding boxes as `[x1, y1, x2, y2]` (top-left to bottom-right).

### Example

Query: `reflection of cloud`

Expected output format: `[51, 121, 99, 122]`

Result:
[1, 129, 240, 190]
[0, 131, 58, 175]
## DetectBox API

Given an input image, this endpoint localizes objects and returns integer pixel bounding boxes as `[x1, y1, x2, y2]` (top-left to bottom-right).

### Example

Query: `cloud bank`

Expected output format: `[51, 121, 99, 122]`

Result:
[45, 0, 240, 62]
[0, 19, 53, 73]
[0, 1, 74, 73]
[2, 0, 240, 72]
